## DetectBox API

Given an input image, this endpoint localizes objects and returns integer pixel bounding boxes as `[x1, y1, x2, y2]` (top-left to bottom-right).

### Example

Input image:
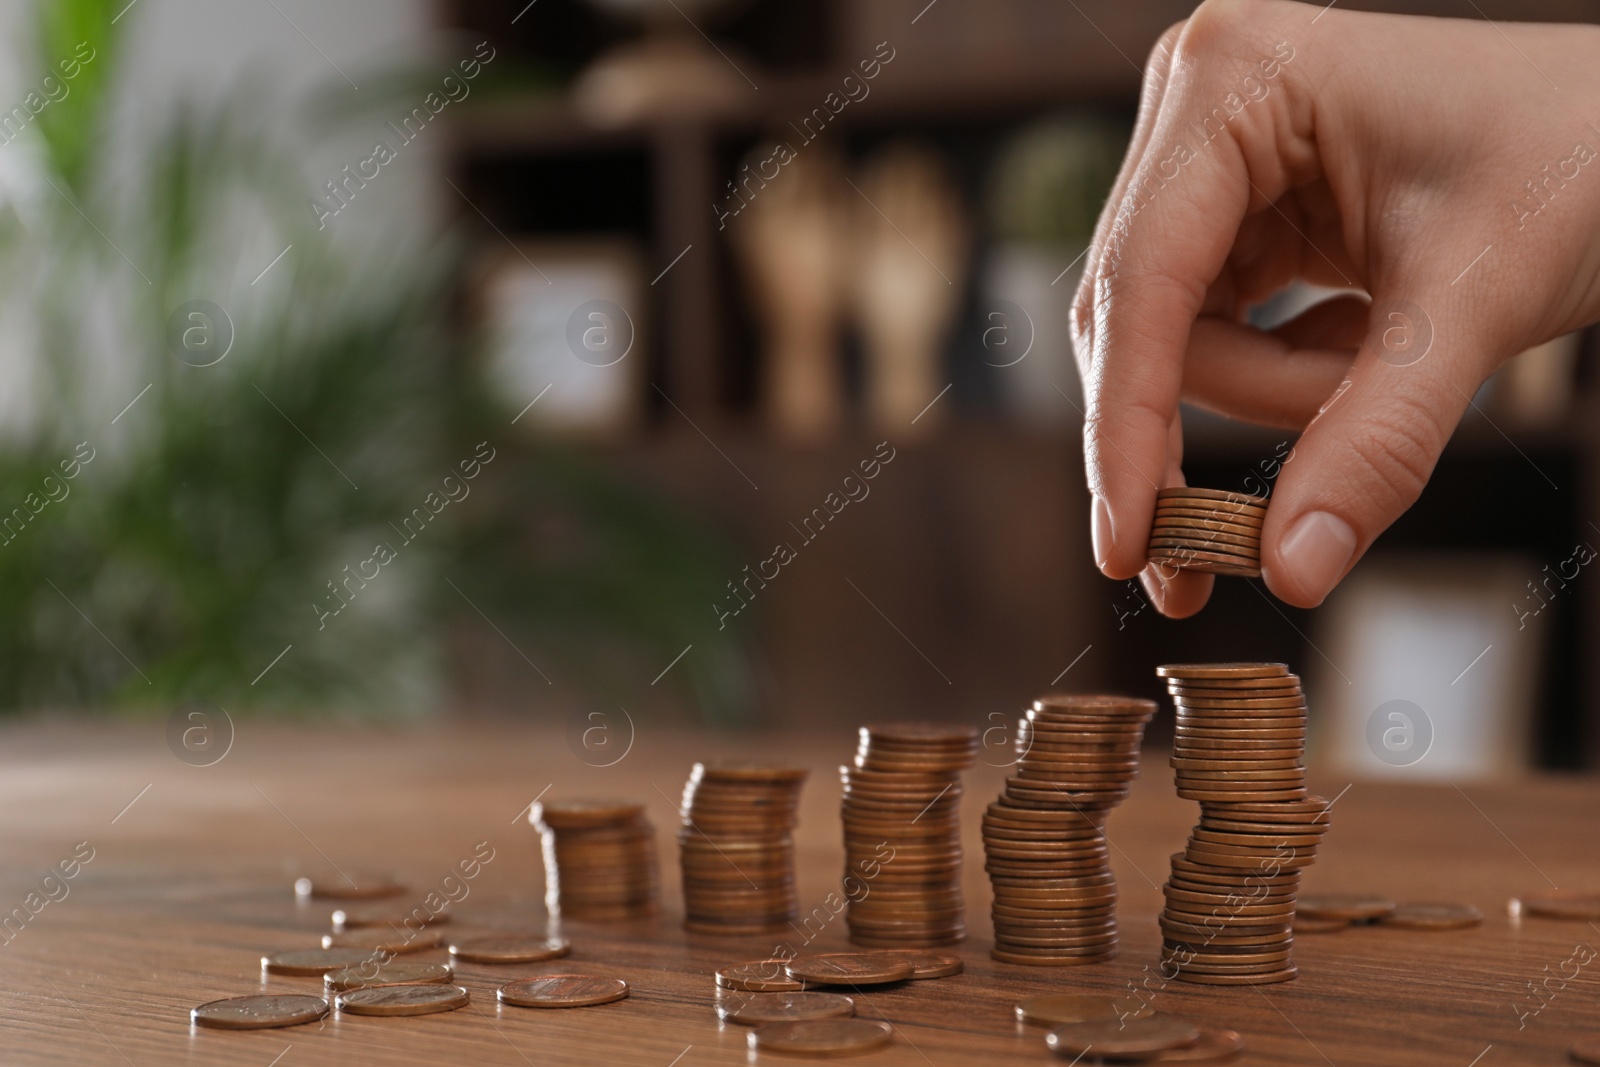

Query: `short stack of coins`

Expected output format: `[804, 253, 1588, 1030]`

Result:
[1157, 662, 1332, 985]
[1146, 487, 1267, 578]
[532, 799, 660, 921]
[679, 762, 808, 935]
[842, 723, 979, 947]
[983, 694, 1156, 965]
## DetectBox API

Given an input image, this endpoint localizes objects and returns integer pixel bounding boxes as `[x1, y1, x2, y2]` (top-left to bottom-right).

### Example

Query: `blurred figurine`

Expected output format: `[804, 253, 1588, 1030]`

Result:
[851, 144, 968, 438]
[730, 145, 849, 444]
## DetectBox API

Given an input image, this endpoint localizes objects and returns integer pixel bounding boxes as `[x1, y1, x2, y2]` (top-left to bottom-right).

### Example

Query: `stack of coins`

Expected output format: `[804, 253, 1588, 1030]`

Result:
[679, 762, 808, 934]
[1157, 662, 1331, 985]
[982, 694, 1156, 965]
[842, 723, 979, 947]
[1145, 487, 1267, 578]
[532, 799, 660, 921]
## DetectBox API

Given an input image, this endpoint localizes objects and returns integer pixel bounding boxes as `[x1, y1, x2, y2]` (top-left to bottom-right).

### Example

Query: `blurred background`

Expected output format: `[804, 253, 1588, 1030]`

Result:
[1, 0, 1597, 778]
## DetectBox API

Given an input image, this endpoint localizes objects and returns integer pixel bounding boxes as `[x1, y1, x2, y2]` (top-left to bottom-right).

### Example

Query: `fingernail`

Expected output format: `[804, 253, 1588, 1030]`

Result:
[1280, 511, 1358, 604]
[1091, 495, 1114, 571]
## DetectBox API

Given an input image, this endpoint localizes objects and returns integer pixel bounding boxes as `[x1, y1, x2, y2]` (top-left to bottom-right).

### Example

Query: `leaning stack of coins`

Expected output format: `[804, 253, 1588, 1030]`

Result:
[679, 762, 808, 934]
[1145, 487, 1267, 578]
[842, 723, 979, 947]
[532, 799, 660, 920]
[983, 694, 1156, 965]
[1157, 662, 1332, 985]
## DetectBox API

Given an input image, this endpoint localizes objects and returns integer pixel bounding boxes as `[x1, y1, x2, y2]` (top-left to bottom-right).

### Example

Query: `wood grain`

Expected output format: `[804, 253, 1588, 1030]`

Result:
[0, 719, 1595, 1065]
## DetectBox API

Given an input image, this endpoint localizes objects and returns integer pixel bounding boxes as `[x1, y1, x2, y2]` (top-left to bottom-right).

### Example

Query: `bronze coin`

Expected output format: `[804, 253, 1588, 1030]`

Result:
[990, 948, 1115, 966]
[1158, 663, 1288, 679]
[294, 873, 406, 901]
[498, 975, 629, 1008]
[325, 960, 453, 992]
[717, 960, 806, 992]
[1380, 902, 1483, 930]
[692, 761, 809, 783]
[1148, 528, 1260, 549]
[323, 927, 445, 954]
[1015, 993, 1151, 1026]
[1570, 1035, 1600, 1065]
[1149, 555, 1261, 577]
[785, 954, 914, 986]
[1297, 894, 1397, 922]
[1178, 788, 1309, 803]
[716, 991, 855, 1025]
[747, 1018, 893, 1056]
[1172, 966, 1297, 986]
[533, 799, 647, 829]
[332, 904, 449, 932]
[866, 951, 962, 978]
[1514, 890, 1600, 921]
[448, 934, 572, 964]
[1293, 916, 1352, 934]
[861, 721, 980, 746]
[1151, 1028, 1245, 1062]
[1152, 506, 1265, 524]
[1046, 1013, 1201, 1057]
[337, 984, 469, 1017]
[1156, 486, 1268, 506]
[263, 948, 380, 976]
[192, 994, 330, 1030]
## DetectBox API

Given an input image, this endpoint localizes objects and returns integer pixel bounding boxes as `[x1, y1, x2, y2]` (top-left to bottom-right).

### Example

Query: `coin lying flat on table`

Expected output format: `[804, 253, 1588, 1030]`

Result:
[1379, 902, 1483, 930]
[337, 984, 469, 1017]
[1292, 916, 1352, 934]
[1152, 1027, 1246, 1062]
[785, 953, 914, 986]
[333, 904, 449, 931]
[1571, 1034, 1600, 1065]
[748, 1018, 893, 1056]
[326, 960, 453, 992]
[448, 934, 571, 964]
[323, 926, 445, 954]
[716, 991, 855, 1025]
[1296, 894, 1396, 923]
[295, 874, 406, 901]
[192, 994, 330, 1030]
[263, 948, 381, 976]
[1512, 890, 1600, 921]
[874, 951, 963, 979]
[1045, 1014, 1201, 1057]
[1015, 993, 1151, 1027]
[717, 960, 805, 992]
[497, 975, 628, 1008]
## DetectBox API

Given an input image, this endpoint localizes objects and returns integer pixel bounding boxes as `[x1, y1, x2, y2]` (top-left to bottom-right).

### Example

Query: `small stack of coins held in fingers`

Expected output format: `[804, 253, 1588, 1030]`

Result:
[533, 799, 660, 920]
[1146, 487, 1268, 578]
[842, 723, 979, 947]
[679, 762, 808, 934]
[982, 694, 1156, 965]
[1158, 662, 1331, 985]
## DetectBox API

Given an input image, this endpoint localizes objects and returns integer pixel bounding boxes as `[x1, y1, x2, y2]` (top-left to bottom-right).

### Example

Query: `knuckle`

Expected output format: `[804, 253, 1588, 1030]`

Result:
[1339, 392, 1445, 515]
[1177, 0, 1272, 66]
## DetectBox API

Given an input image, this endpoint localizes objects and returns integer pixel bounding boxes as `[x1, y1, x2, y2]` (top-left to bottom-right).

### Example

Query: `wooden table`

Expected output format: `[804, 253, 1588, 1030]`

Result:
[1, 718, 1596, 1066]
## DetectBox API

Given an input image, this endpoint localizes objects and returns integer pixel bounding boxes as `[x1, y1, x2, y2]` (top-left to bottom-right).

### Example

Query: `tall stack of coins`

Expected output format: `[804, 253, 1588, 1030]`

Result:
[1146, 487, 1267, 578]
[982, 694, 1156, 965]
[532, 799, 660, 920]
[842, 723, 978, 947]
[679, 762, 808, 934]
[1157, 662, 1331, 985]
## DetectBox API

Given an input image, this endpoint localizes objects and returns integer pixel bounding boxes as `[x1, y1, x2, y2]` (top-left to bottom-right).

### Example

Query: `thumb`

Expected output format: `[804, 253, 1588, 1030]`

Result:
[1261, 290, 1495, 607]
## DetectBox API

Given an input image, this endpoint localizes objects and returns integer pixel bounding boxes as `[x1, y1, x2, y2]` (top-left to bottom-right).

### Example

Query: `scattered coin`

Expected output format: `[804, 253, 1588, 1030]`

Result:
[716, 991, 855, 1025]
[1297, 895, 1396, 923]
[192, 994, 330, 1030]
[323, 926, 445, 954]
[295, 874, 406, 901]
[337, 984, 470, 1017]
[1291, 916, 1352, 934]
[263, 948, 381, 977]
[873, 951, 963, 979]
[332, 904, 449, 931]
[1571, 1034, 1600, 1065]
[532, 799, 660, 921]
[448, 934, 571, 964]
[497, 975, 629, 1008]
[1153, 1027, 1246, 1062]
[1512, 890, 1600, 921]
[1379, 903, 1483, 930]
[717, 960, 806, 992]
[1015, 992, 1151, 1027]
[747, 1018, 894, 1056]
[325, 960, 453, 992]
[785, 953, 914, 986]
[1045, 1013, 1202, 1057]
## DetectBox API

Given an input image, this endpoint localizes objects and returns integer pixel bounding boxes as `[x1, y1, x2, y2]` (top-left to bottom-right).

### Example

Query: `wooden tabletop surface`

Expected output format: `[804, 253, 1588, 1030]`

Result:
[0, 716, 1596, 1066]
